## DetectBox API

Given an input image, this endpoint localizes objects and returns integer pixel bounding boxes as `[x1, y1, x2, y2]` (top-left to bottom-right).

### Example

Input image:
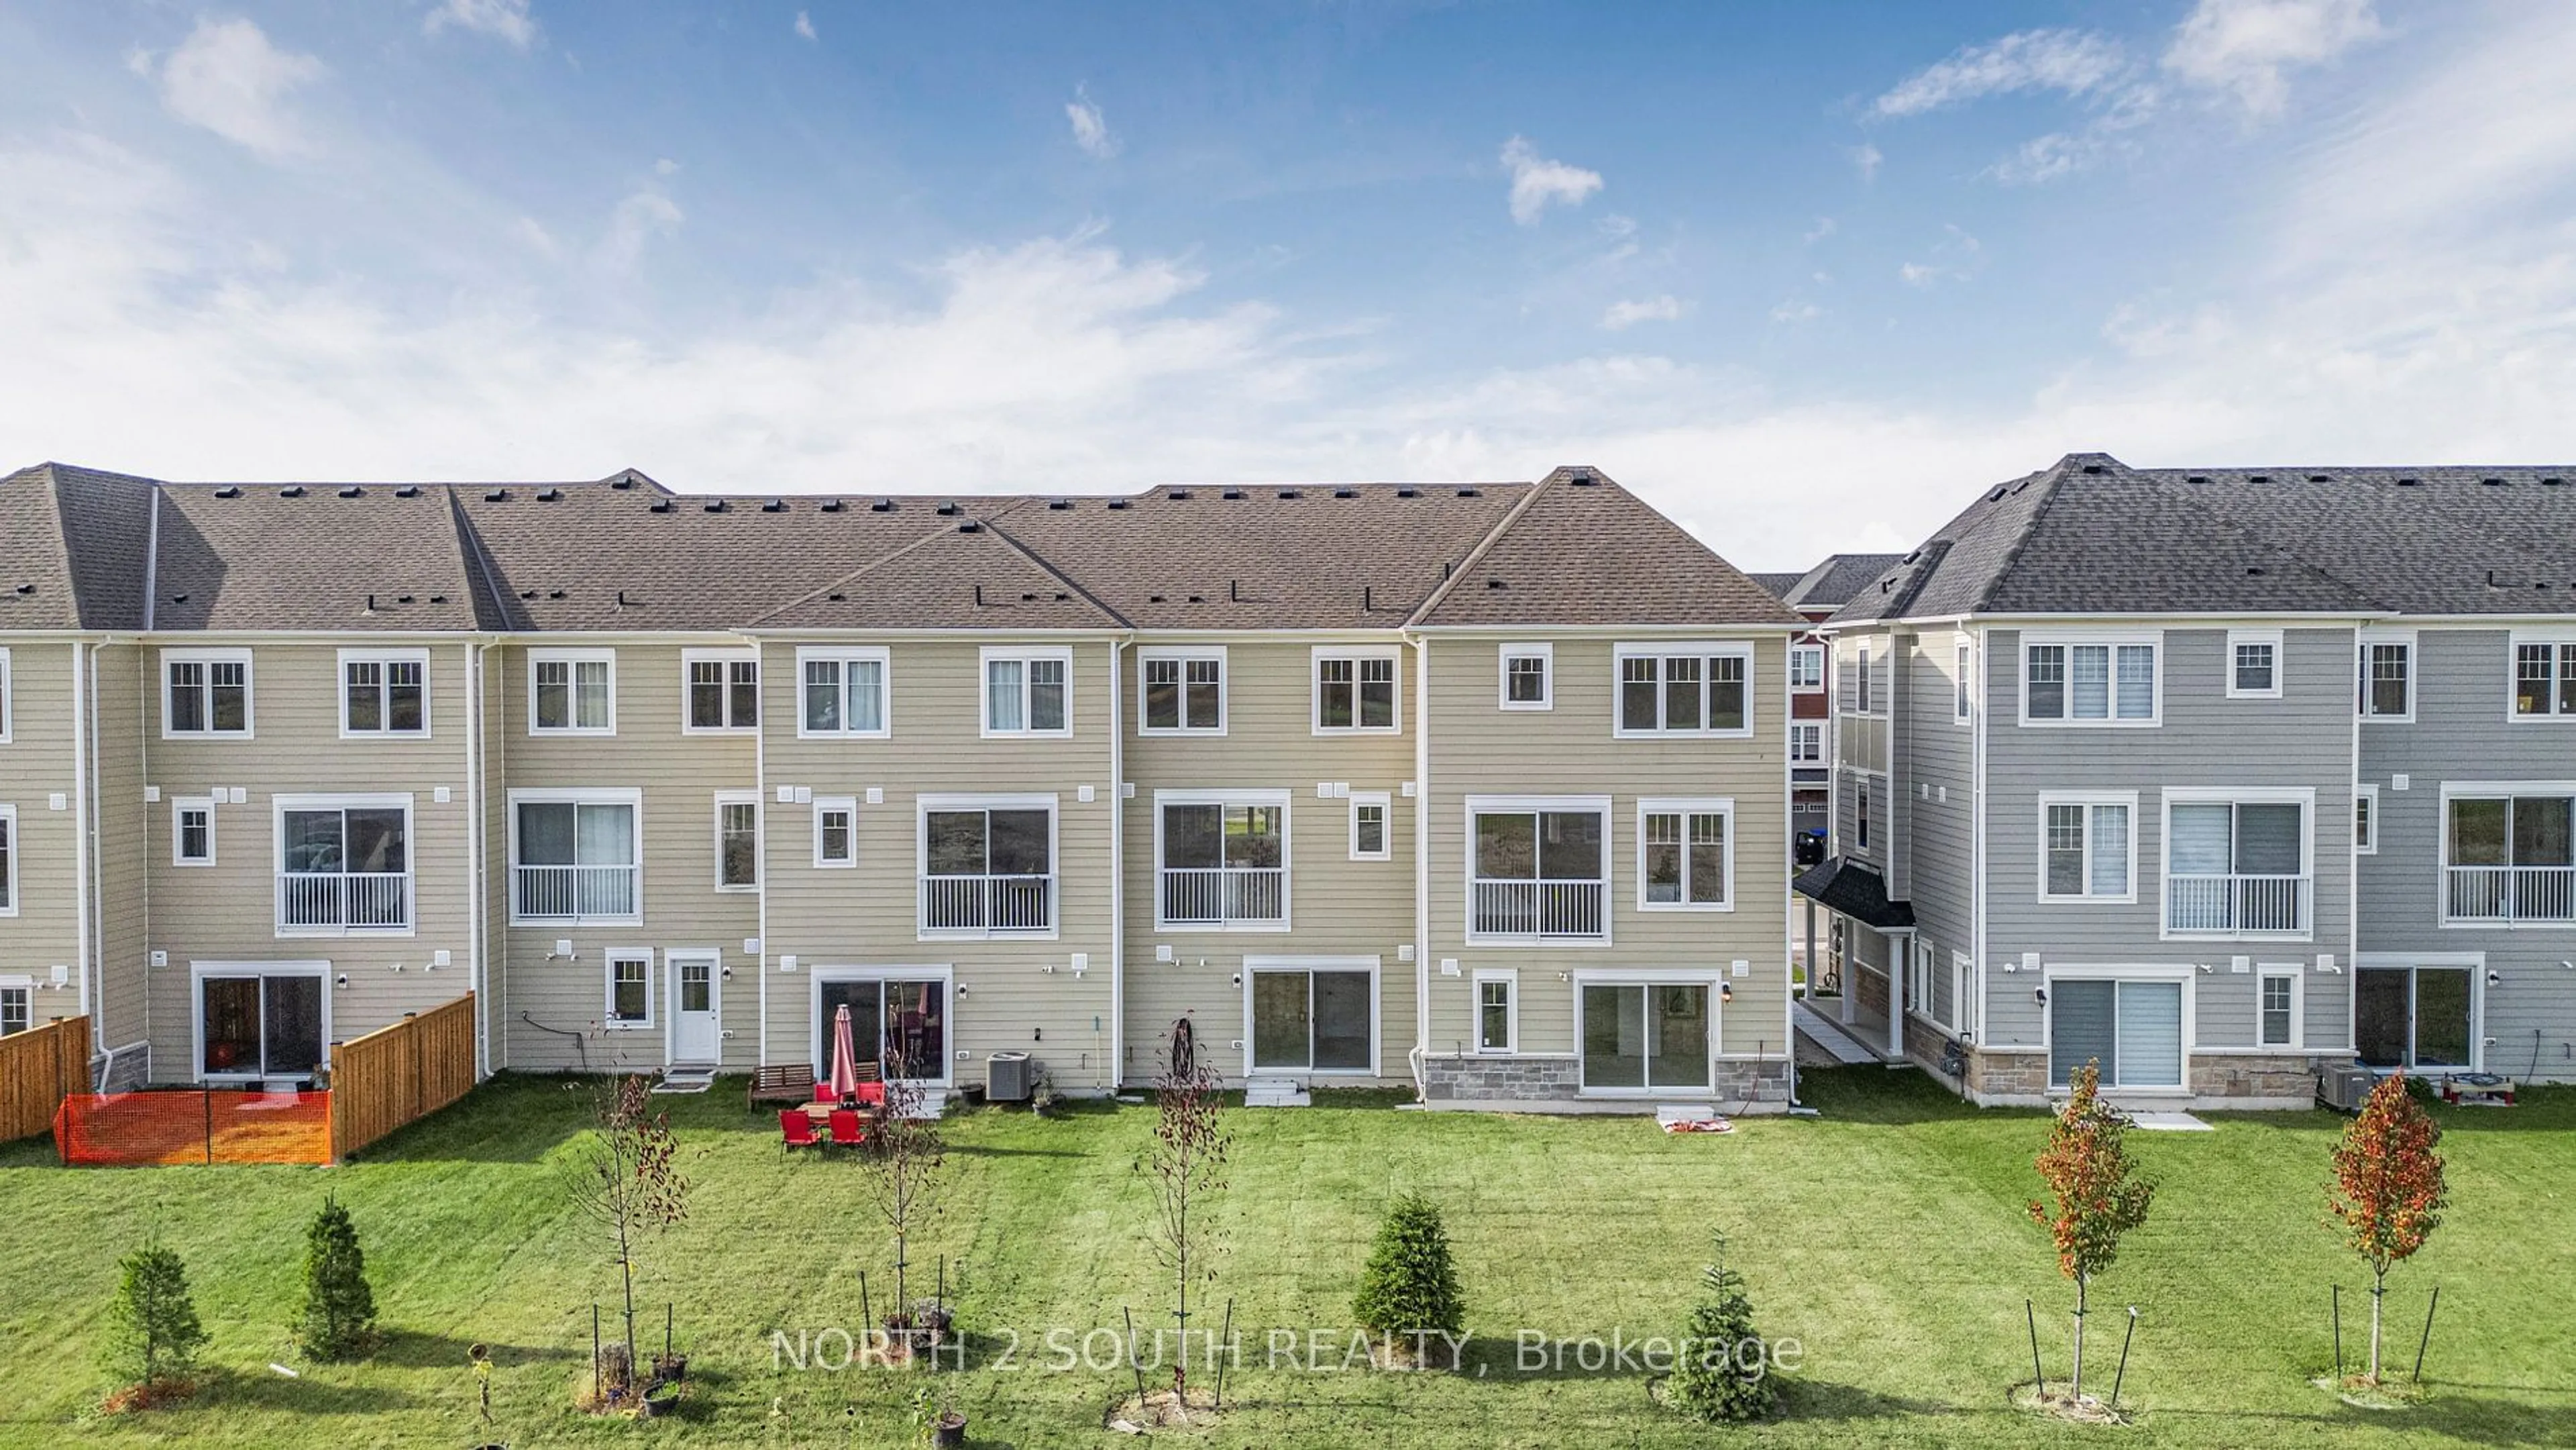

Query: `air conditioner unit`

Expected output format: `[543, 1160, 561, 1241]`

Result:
[2317, 1063, 2376, 1113]
[985, 1051, 1033, 1103]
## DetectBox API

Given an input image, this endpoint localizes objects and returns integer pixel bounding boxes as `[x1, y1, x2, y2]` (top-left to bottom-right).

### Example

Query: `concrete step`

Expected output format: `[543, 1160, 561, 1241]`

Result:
[1244, 1078, 1311, 1108]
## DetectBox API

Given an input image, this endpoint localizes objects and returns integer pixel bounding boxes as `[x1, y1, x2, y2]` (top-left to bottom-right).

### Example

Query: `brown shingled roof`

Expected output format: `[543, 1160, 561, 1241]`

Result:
[152, 482, 486, 632]
[751, 516, 1125, 630]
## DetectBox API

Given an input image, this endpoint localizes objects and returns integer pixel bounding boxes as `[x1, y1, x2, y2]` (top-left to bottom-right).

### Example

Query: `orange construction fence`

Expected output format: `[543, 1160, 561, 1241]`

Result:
[54, 1089, 333, 1166]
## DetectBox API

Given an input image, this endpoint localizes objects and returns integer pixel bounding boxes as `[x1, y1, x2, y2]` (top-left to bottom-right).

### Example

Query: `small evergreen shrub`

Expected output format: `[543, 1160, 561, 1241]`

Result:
[295, 1194, 378, 1361]
[1352, 1193, 1465, 1362]
[101, 1240, 210, 1398]
[1669, 1229, 1778, 1422]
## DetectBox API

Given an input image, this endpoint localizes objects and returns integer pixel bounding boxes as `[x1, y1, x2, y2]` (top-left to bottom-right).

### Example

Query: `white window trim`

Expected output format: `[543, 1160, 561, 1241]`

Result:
[1612, 641, 1757, 740]
[161, 647, 255, 739]
[172, 796, 217, 867]
[795, 645, 892, 740]
[663, 947, 724, 1067]
[1848, 768, 1882, 859]
[2036, 791, 2141, 905]
[1951, 950, 1977, 1039]
[188, 960, 331, 1083]
[1464, 793, 1613, 947]
[0, 648, 13, 743]
[1136, 645, 1228, 735]
[808, 964, 958, 1087]
[1906, 937, 1937, 1027]
[506, 786, 645, 927]
[916, 792, 1060, 941]
[2038, 962, 2197, 1097]
[1472, 968, 1519, 1053]
[527, 648, 616, 736]
[813, 796, 858, 868]
[2507, 629, 2576, 723]
[2436, 780, 2576, 930]
[1239, 955, 1381, 1078]
[1953, 637, 1974, 725]
[2353, 951, 2487, 1071]
[2157, 786, 2316, 943]
[0, 804, 15, 917]
[2255, 963, 2305, 1051]
[2355, 784, 2379, 856]
[1348, 790, 1392, 862]
[680, 647, 760, 735]
[1568, 968, 1725, 1097]
[713, 790, 761, 893]
[1788, 721, 1823, 764]
[337, 647, 433, 739]
[1151, 788, 1293, 934]
[1851, 641, 1875, 717]
[1788, 642, 1825, 696]
[1311, 644, 1403, 735]
[604, 947, 656, 1031]
[0, 980, 28, 1037]
[2019, 629, 2164, 728]
[2225, 629, 2284, 701]
[272, 792, 415, 939]
[980, 645, 1075, 739]
[1499, 643, 1554, 711]
[2358, 627, 2416, 725]
[1635, 796, 1737, 913]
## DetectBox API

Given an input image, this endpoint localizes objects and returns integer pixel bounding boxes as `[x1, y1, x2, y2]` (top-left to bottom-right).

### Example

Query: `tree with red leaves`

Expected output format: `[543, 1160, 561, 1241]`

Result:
[2027, 1062, 2155, 1400]
[2330, 1074, 2447, 1384]
[1136, 1020, 1230, 1414]
[566, 1075, 692, 1398]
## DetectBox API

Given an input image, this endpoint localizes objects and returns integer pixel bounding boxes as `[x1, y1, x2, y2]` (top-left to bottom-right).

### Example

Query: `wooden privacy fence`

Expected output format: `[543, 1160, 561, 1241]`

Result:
[0, 1016, 91, 1143]
[330, 993, 478, 1159]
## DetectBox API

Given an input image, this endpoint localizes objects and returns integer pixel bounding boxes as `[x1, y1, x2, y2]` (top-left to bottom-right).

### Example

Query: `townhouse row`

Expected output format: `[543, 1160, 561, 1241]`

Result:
[0, 462, 1804, 1108]
[1804, 455, 2576, 1106]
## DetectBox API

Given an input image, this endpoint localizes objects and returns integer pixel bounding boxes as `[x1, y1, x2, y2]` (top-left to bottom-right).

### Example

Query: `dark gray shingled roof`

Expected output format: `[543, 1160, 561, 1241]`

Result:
[1779, 553, 1908, 611]
[1828, 453, 2576, 624]
[1748, 572, 1806, 601]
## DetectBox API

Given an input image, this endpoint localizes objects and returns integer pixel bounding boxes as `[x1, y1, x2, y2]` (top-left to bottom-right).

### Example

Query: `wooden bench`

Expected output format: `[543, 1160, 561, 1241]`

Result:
[748, 1064, 817, 1108]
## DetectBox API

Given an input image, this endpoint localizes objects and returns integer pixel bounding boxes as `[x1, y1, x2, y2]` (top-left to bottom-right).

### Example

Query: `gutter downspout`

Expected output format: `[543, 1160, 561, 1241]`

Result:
[1109, 635, 1130, 1091]
[1782, 631, 1798, 1109]
[1971, 624, 1988, 1076]
[70, 640, 93, 1025]
[1406, 630, 1430, 1100]
[753, 636, 769, 1070]
[467, 639, 490, 1078]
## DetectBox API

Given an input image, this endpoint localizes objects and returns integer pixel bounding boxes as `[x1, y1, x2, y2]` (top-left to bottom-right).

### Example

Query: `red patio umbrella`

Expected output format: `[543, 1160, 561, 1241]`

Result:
[828, 1003, 861, 1108]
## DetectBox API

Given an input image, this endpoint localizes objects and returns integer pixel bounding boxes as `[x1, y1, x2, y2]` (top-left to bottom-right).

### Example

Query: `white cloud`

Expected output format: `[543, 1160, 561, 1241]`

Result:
[1872, 28, 2129, 117]
[146, 17, 324, 160]
[425, 0, 539, 49]
[2164, 0, 2381, 117]
[1500, 136, 1602, 224]
[794, 10, 816, 42]
[1898, 262, 1945, 288]
[1848, 143, 1883, 182]
[1803, 216, 1836, 244]
[1770, 300, 1822, 324]
[1600, 295, 1683, 330]
[1067, 86, 1118, 159]
[597, 187, 683, 274]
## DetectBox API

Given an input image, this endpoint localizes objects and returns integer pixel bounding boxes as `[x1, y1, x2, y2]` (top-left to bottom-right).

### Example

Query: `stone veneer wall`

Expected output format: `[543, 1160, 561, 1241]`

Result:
[1853, 964, 1890, 1019]
[1421, 1054, 1791, 1105]
[2188, 1053, 2329, 1103]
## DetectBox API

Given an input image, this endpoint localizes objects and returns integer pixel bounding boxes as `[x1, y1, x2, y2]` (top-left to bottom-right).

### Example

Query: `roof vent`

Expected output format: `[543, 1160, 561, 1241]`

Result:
[2080, 464, 2104, 475]
[610, 476, 635, 490]
[2186, 474, 2209, 484]
[871, 499, 894, 512]
[1568, 471, 1595, 486]
[1986, 486, 2007, 502]
[2247, 566, 2267, 576]
[214, 486, 241, 499]
[762, 498, 786, 513]
[536, 488, 561, 502]
[1222, 488, 1244, 501]
[13, 583, 31, 594]
[2483, 476, 2507, 486]
[1106, 499, 1130, 511]
[485, 489, 508, 503]
[703, 499, 727, 513]
[394, 486, 419, 499]
[1277, 489, 1301, 499]
[1333, 488, 1357, 499]
[828, 592, 846, 602]
[1457, 487, 1480, 497]
[2394, 477, 2422, 486]
[280, 486, 305, 499]
[959, 521, 982, 533]
[1187, 594, 1205, 604]
[1396, 487, 1419, 499]
[1168, 489, 1192, 501]
[1149, 594, 1166, 603]
[429, 594, 447, 605]
[1902, 550, 1921, 564]
[170, 592, 187, 603]
[519, 589, 537, 599]
[337, 486, 363, 499]
[1485, 578, 1506, 590]
[2544, 477, 2566, 486]
[2308, 474, 2332, 482]
[547, 590, 567, 600]
[1020, 591, 1037, 602]
[1049, 499, 1072, 510]
[936, 502, 961, 515]
[396, 594, 415, 605]
[1054, 592, 1069, 601]
[2011, 478, 2032, 493]
[649, 499, 673, 513]
[2248, 474, 2270, 484]
[820, 499, 843, 512]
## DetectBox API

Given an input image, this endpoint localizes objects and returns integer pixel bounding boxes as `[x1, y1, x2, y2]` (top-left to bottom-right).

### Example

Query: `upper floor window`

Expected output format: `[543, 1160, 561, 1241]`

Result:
[2359, 634, 2412, 721]
[1789, 722, 1823, 763]
[276, 795, 411, 935]
[2228, 629, 2282, 700]
[0, 807, 14, 915]
[800, 647, 890, 739]
[1854, 643, 1873, 715]
[1500, 644, 1553, 710]
[2355, 784, 2379, 855]
[1350, 791, 1391, 861]
[173, 798, 216, 866]
[1140, 649, 1224, 733]
[1788, 644, 1823, 693]
[1616, 643, 1752, 738]
[2039, 794, 2135, 902]
[1157, 792, 1287, 929]
[1856, 776, 1872, 853]
[983, 648, 1071, 738]
[1638, 798, 1733, 911]
[814, 797, 857, 868]
[1315, 649, 1398, 732]
[2512, 635, 2576, 718]
[2444, 790, 2574, 924]
[1954, 640, 1973, 722]
[714, 791, 759, 892]
[2164, 790, 2311, 937]
[511, 790, 641, 923]
[921, 796, 1057, 936]
[686, 651, 759, 732]
[2023, 636, 2157, 725]
[1467, 796, 1608, 941]
[530, 650, 614, 734]
[164, 649, 252, 737]
[341, 649, 429, 737]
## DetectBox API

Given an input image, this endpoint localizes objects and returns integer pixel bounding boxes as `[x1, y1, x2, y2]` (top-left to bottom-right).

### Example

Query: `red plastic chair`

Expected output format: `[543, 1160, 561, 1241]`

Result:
[828, 1109, 866, 1149]
[780, 1109, 818, 1149]
[855, 1081, 886, 1108]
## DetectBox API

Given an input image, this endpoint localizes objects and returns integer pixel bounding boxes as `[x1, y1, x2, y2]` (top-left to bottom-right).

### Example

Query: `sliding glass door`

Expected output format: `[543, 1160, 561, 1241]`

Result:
[814, 975, 950, 1082]
[2356, 966, 2474, 1070]
[1578, 983, 1711, 1092]
[198, 970, 327, 1082]
[2048, 978, 2183, 1088]
[1247, 966, 1374, 1073]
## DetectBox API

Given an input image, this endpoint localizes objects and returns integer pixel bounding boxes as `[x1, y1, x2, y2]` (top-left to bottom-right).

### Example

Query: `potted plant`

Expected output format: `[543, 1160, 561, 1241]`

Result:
[913, 1386, 967, 1447]
[639, 1377, 682, 1418]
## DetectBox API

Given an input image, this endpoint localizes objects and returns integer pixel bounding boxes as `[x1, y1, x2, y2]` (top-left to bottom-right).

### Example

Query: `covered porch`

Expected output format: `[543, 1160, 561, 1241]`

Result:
[1791, 858, 1914, 1064]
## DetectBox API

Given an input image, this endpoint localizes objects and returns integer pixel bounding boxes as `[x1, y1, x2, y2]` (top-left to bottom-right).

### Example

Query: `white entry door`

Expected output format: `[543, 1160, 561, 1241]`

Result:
[668, 951, 721, 1065]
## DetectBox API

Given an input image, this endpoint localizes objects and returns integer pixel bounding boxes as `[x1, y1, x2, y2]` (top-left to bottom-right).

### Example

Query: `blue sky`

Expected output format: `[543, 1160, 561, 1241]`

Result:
[4, 1, 2573, 568]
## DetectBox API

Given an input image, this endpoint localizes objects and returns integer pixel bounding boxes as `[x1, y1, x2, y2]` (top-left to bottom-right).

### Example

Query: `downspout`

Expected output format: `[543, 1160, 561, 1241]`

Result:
[486, 639, 508, 1070]
[2346, 620, 2363, 1056]
[753, 637, 769, 1070]
[1972, 624, 1989, 1063]
[466, 639, 489, 1078]
[1108, 635, 1129, 1091]
[70, 641, 91, 1023]
[1406, 631, 1430, 1099]
[1782, 630, 1798, 1109]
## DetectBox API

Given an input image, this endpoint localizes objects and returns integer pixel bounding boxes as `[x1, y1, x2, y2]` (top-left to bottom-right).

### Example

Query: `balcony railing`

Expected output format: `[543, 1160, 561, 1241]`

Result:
[2165, 873, 2308, 935]
[278, 872, 411, 930]
[1470, 878, 1607, 939]
[1159, 866, 1286, 927]
[2445, 864, 2576, 923]
[513, 864, 640, 921]
[921, 874, 1054, 934]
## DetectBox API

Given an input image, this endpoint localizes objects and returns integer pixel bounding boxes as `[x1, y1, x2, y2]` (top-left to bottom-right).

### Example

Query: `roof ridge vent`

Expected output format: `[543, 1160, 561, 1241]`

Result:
[1167, 489, 1191, 501]
[1222, 488, 1244, 500]
[1333, 487, 1356, 499]
[1277, 488, 1301, 499]
[280, 486, 305, 498]
[1395, 487, 1418, 499]
[936, 501, 961, 515]
[649, 499, 673, 513]
[703, 499, 726, 513]
[214, 486, 241, 499]
[820, 499, 843, 512]
[485, 488, 508, 503]
[337, 486, 363, 499]
[1457, 486, 1480, 497]
[762, 498, 786, 513]
[394, 485, 419, 499]
[1106, 499, 1130, 511]
[536, 487, 561, 502]
[2482, 476, 2507, 486]
[871, 499, 894, 512]
[1568, 470, 1595, 486]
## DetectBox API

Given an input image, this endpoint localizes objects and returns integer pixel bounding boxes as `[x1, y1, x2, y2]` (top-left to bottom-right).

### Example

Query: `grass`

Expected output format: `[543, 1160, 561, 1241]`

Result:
[0, 1069, 2568, 1447]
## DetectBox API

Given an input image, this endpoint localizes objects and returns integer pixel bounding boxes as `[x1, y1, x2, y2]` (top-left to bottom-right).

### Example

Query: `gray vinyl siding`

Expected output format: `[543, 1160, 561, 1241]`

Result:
[1120, 638, 1417, 1084]
[2359, 627, 2576, 1078]
[1424, 632, 1793, 1071]
[758, 637, 1119, 1092]
[1980, 625, 2357, 1053]
[496, 641, 762, 1074]
[1833, 631, 1890, 868]
[0, 644, 83, 1033]
[1902, 631, 1976, 994]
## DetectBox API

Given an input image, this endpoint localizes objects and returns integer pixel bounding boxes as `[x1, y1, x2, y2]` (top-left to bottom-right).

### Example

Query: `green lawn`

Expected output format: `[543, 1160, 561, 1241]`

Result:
[0, 1070, 2568, 1448]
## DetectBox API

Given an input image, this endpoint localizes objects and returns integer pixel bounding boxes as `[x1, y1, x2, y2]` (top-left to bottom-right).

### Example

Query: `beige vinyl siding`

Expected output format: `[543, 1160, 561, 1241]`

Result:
[0, 644, 84, 1033]
[759, 637, 1119, 1091]
[140, 641, 478, 1082]
[1121, 638, 1419, 1083]
[496, 641, 762, 1072]
[1424, 633, 1792, 1066]
[90, 642, 150, 1053]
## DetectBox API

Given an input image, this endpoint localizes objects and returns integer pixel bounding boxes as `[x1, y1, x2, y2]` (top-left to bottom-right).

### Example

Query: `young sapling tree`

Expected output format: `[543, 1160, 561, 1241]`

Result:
[2027, 1061, 2155, 1402]
[2330, 1073, 2448, 1384]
